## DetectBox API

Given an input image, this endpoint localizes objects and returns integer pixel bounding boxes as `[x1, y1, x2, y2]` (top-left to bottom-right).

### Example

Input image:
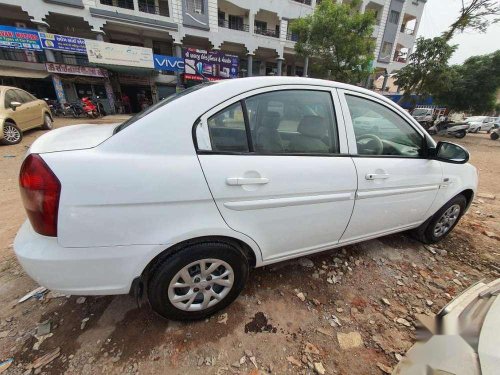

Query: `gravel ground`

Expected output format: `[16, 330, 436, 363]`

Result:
[0, 118, 498, 375]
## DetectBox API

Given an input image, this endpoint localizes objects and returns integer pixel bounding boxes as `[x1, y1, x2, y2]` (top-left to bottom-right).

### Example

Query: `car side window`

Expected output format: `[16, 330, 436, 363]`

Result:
[15, 90, 33, 103]
[245, 90, 338, 154]
[4, 90, 20, 108]
[206, 101, 249, 152]
[345, 95, 423, 157]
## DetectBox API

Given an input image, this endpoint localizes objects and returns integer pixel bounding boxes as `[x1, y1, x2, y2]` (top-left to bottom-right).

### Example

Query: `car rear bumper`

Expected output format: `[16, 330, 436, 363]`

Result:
[14, 220, 163, 295]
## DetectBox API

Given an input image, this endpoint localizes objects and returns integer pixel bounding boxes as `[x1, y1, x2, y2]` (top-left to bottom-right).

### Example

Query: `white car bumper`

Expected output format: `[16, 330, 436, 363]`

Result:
[14, 221, 162, 295]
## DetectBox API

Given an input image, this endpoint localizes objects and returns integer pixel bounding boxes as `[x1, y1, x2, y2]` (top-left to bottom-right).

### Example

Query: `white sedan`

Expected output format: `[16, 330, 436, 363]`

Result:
[14, 77, 477, 320]
[466, 116, 495, 133]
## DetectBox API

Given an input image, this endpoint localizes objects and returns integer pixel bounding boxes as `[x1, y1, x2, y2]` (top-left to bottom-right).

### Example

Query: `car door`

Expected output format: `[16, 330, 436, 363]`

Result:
[338, 90, 443, 242]
[3, 89, 31, 129]
[195, 86, 357, 263]
[15, 90, 41, 128]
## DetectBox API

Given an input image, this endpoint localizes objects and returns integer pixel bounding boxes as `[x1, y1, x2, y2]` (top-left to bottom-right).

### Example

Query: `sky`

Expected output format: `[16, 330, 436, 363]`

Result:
[417, 0, 500, 64]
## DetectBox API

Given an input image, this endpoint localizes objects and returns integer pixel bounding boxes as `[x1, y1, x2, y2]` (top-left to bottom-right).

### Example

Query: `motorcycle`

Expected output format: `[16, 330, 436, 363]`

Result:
[427, 119, 469, 139]
[81, 97, 100, 118]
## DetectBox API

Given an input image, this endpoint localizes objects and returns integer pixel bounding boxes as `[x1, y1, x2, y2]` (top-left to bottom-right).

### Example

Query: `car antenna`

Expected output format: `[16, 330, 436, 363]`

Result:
[184, 60, 210, 83]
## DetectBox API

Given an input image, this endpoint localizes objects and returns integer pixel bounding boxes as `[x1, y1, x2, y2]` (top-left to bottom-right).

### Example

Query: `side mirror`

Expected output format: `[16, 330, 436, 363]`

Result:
[9, 101, 22, 110]
[432, 141, 469, 164]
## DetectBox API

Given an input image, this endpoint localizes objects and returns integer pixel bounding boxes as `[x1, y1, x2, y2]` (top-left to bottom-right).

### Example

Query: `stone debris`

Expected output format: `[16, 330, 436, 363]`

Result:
[377, 362, 393, 374]
[316, 327, 333, 337]
[217, 313, 228, 324]
[287, 356, 302, 367]
[18, 287, 48, 304]
[80, 317, 90, 330]
[296, 292, 306, 302]
[304, 342, 320, 355]
[298, 258, 315, 268]
[249, 356, 258, 368]
[396, 318, 412, 327]
[337, 332, 363, 350]
[31, 347, 60, 369]
[381, 298, 391, 306]
[426, 300, 434, 307]
[36, 320, 51, 336]
[76, 297, 86, 304]
[477, 193, 495, 200]
[453, 279, 463, 286]
[314, 362, 326, 375]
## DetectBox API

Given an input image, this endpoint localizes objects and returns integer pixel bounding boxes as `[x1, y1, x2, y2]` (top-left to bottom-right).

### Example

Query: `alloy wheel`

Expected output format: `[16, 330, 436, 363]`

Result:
[433, 204, 461, 238]
[167, 258, 234, 311]
[3, 124, 21, 143]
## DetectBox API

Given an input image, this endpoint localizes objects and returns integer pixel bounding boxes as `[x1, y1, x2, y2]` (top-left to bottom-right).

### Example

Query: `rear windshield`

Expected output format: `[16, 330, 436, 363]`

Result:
[114, 82, 214, 134]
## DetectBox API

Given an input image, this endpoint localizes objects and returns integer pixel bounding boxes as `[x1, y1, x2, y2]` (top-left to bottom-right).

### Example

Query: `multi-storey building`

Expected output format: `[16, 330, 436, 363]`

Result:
[0, 0, 426, 113]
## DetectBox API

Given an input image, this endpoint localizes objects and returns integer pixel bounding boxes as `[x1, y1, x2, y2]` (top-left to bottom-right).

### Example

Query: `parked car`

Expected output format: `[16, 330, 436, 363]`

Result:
[14, 77, 477, 321]
[466, 116, 495, 133]
[395, 278, 500, 375]
[411, 106, 447, 129]
[0, 86, 53, 145]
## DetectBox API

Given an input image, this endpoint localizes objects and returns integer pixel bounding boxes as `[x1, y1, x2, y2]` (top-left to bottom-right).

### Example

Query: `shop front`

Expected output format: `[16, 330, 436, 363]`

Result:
[45, 62, 115, 114]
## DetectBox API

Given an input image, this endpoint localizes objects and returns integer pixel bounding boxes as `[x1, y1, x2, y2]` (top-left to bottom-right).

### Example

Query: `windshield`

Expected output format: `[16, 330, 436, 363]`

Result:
[114, 82, 215, 134]
[412, 109, 429, 116]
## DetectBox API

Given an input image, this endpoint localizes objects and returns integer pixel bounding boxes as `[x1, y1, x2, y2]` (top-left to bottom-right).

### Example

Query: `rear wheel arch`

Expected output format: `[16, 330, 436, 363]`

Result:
[141, 236, 257, 284]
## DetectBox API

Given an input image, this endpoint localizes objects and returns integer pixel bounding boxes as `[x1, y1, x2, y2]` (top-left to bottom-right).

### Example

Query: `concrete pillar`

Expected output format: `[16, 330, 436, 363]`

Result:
[276, 58, 284, 76]
[174, 43, 183, 90]
[96, 33, 105, 42]
[249, 12, 255, 34]
[304, 56, 309, 77]
[37, 24, 55, 62]
[247, 54, 253, 77]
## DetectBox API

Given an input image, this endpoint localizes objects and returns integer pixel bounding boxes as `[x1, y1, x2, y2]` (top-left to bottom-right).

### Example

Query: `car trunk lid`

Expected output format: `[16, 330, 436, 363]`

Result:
[29, 124, 117, 154]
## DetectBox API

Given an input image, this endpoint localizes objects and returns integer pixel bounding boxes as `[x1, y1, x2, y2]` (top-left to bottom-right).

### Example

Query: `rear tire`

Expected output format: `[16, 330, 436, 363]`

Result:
[454, 130, 466, 138]
[41, 113, 53, 130]
[147, 242, 249, 321]
[1, 121, 22, 145]
[413, 195, 467, 244]
[491, 132, 499, 140]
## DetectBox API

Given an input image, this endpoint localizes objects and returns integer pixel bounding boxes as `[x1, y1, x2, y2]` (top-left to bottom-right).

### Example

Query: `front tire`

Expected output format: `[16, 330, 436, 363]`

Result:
[414, 195, 467, 244]
[491, 132, 499, 140]
[147, 242, 249, 321]
[41, 113, 53, 130]
[1, 121, 22, 145]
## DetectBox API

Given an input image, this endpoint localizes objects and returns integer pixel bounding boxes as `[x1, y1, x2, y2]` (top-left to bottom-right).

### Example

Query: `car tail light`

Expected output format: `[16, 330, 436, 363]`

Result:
[19, 154, 61, 237]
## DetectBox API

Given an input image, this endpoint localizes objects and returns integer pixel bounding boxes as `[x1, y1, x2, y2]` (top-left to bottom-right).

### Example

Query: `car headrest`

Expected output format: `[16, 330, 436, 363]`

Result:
[261, 111, 281, 130]
[298, 116, 327, 138]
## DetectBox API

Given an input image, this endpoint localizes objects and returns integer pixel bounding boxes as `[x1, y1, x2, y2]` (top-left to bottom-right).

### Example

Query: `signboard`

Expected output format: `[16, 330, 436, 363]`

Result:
[183, 48, 239, 80]
[45, 62, 108, 77]
[0, 25, 42, 50]
[153, 54, 184, 72]
[85, 40, 154, 69]
[51, 74, 66, 103]
[39, 33, 86, 54]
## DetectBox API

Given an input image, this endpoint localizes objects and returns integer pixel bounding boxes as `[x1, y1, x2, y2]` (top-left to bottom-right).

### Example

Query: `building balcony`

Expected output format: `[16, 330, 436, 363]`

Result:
[99, 0, 134, 10]
[255, 27, 279, 38]
[286, 31, 299, 42]
[218, 18, 249, 32]
[393, 52, 407, 64]
[400, 27, 415, 36]
[139, 2, 170, 17]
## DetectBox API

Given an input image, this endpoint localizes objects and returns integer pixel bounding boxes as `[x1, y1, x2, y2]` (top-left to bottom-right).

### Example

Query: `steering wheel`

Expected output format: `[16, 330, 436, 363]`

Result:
[356, 134, 384, 155]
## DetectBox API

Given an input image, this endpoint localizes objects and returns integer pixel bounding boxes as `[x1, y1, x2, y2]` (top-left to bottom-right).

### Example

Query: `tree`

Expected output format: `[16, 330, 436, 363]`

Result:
[443, 0, 500, 41]
[436, 50, 500, 114]
[290, 0, 376, 83]
[394, 37, 457, 104]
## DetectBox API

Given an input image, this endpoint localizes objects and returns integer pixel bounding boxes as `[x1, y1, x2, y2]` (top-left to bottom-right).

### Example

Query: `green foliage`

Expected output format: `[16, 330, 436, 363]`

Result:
[436, 50, 500, 114]
[290, 0, 376, 83]
[395, 37, 457, 104]
[443, 0, 500, 41]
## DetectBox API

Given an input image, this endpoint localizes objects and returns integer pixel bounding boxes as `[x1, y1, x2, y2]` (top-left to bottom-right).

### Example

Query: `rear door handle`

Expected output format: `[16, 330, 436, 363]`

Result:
[365, 173, 390, 180]
[226, 177, 269, 186]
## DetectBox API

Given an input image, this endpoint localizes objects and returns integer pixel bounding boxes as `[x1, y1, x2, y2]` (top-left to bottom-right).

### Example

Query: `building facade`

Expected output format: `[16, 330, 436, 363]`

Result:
[0, 0, 426, 112]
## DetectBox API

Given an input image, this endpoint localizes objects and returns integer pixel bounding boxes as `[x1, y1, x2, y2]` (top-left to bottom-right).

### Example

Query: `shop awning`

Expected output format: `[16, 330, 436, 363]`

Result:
[0, 68, 50, 79]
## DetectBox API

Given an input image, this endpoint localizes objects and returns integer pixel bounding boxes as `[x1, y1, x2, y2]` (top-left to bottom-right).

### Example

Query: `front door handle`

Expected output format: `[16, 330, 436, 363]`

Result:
[226, 177, 269, 186]
[365, 173, 390, 180]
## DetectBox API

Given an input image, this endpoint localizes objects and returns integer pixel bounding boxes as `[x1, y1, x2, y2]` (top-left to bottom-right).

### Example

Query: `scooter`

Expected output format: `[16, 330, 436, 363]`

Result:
[81, 97, 99, 118]
[427, 119, 469, 139]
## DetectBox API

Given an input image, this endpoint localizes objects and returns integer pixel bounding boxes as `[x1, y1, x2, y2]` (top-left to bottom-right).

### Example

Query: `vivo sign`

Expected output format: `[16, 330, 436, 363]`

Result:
[154, 54, 184, 72]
